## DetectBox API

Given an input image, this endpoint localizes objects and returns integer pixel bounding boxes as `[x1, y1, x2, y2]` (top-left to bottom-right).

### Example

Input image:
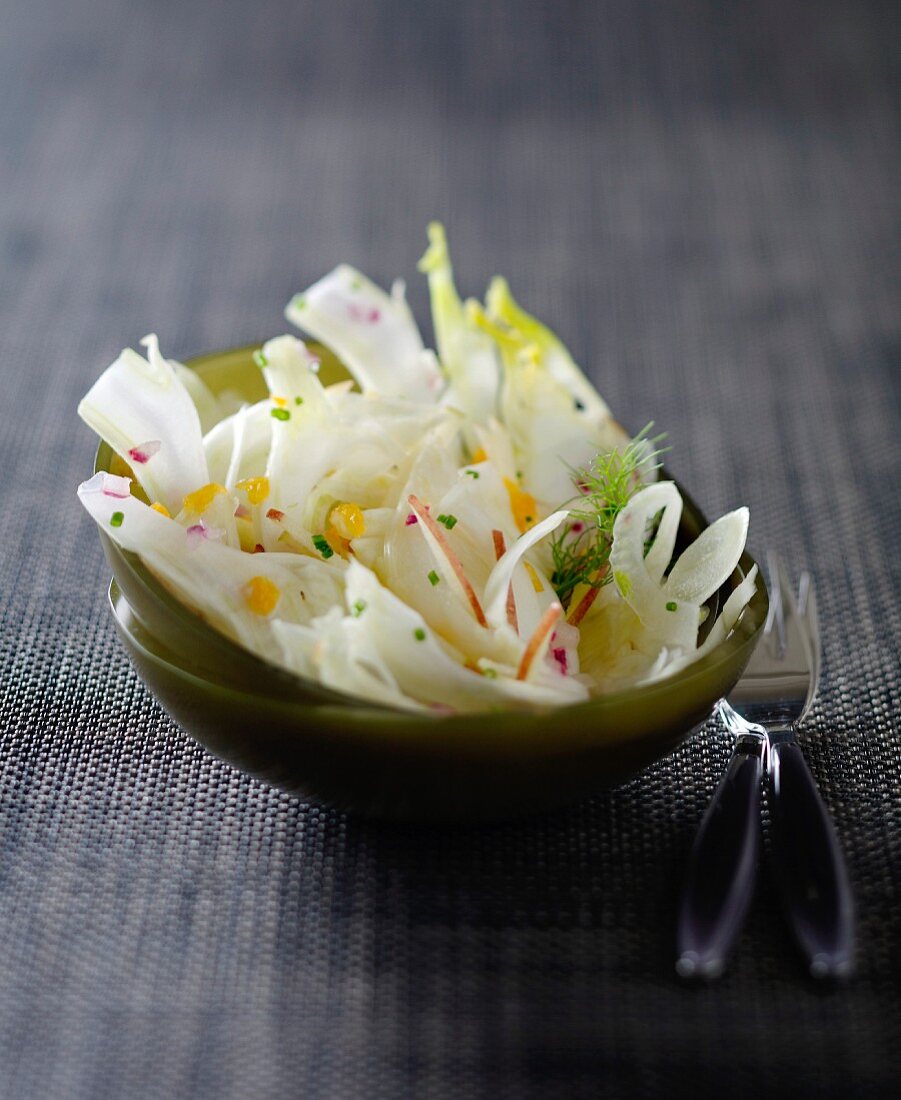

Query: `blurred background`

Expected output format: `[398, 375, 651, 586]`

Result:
[4, 1, 896, 495]
[0, 1, 897, 1096]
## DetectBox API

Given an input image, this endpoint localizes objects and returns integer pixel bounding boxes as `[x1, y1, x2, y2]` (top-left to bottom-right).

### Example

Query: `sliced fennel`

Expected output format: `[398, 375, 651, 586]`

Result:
[78, 335, 210, 516]
[77, 224, 756, 715]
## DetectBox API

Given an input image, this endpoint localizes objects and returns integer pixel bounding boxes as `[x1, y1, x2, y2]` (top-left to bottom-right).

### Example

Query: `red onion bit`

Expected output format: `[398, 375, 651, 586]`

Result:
[127, 439, 162, 465]
[100, 473, 132, 499]
[552, 647, 568, 675]
[347, 302, 381, 324]
[186, 521, 225, 551]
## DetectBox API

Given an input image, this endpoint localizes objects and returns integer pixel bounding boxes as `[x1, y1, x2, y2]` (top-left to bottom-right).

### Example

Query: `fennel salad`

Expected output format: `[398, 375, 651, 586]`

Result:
[78, 224, 757, 714]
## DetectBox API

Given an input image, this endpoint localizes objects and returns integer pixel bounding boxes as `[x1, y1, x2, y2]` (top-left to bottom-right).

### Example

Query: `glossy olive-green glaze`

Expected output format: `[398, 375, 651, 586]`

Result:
[95, 344, 768, 821]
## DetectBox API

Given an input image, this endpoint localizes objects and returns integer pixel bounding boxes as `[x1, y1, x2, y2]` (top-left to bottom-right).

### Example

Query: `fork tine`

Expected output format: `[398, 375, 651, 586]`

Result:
[764, 550, 782, 642]
[767, 550, 809, 667]
[798, 572, 822, 705]
[766, 550, 789, 653]
[800, 575, 820, 655]
[797, 571, 811, 619]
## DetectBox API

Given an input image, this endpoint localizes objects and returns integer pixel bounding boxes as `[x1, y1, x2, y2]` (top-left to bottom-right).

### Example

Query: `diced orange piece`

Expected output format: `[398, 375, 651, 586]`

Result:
[236, 476, 270, 505]
[504, 477, 537, 533]
[471, 447, 487, 463]
[183, 483, 227, 515]
[243, 575, 280, 616]
[150, 501, 171, 518]
[324, 525, 351, 559]
[329, 502, 366, 539]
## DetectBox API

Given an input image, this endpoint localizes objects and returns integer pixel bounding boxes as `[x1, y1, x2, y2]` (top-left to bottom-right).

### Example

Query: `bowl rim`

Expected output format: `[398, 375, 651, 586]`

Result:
[94, 341, 769, 721]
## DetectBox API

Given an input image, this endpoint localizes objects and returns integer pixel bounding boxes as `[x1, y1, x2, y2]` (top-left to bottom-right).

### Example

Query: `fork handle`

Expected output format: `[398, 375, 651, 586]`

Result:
[676, 738, 763, 979]
[768, 739, 855, 978]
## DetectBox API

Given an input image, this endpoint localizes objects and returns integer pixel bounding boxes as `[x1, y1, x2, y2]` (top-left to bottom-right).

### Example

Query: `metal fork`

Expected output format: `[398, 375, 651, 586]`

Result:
[676, 552, 855, 979]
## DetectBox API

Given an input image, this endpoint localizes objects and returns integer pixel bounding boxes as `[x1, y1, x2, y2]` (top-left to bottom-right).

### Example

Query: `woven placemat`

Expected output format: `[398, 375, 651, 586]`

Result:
[0, 1, 898, 1096]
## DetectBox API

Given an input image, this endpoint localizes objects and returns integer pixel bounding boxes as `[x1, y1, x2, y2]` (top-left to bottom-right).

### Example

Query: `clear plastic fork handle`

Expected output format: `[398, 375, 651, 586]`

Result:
[676, 702, 766, 980]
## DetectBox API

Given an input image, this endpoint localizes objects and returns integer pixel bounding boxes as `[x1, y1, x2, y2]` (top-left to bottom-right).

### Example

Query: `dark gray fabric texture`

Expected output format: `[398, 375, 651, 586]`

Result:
[1, 1, 899, 1096]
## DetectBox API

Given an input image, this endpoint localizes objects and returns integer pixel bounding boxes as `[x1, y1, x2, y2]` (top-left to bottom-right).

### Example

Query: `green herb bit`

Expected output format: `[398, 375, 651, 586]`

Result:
[294, 396, 304, 405]
[436, 514, 458, 530]
[110, 511, 124, 528]
[313, 534, 334, 559]
[271, 408, 291, 422]
[481, 667, 498, 679]
[413, 627, 426, 641]
[252, 349, 268, 368]
[666, 600, 678, 612]
[292, 295, 306, 310]
[548, 422, 668, 607]
[427, 570, 440, 586]
[465, 470, 479, 479]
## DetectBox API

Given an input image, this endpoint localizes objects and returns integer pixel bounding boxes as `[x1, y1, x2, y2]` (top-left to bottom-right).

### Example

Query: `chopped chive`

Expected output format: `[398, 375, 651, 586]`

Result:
[413, 627, 426, 641]
[351, 598, 367, 618]
[574, 398, 586, 411]
[110, 511, 124, 528]
[465, 470, 479, 479]
[436, 514, 458, 530]
[271, 408, 291, 421]
[312, 534, 334, 559]
[427, 570, 440, 586]
[666, 600, 678, 612]
[294, 396, 304, 405]
[252, 349, 268, 368]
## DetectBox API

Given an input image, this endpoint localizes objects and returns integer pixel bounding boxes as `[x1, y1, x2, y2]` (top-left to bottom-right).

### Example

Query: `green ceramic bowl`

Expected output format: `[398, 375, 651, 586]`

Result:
[95, 344, 768, 821]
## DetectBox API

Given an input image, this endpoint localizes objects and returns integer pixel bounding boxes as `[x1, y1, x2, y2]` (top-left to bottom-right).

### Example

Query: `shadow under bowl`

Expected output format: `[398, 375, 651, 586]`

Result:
[96, 343, 768, 821]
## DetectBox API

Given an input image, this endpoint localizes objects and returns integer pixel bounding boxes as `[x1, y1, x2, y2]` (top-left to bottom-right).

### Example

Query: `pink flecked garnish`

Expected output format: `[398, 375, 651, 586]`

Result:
[127, 439, 161, 465]
[570, 521, 585, 535]
[405, 513, 418, 526]
[186, 522, 225, 550]
[100, 473, 131, 498]
[347, 302, 381, 324]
